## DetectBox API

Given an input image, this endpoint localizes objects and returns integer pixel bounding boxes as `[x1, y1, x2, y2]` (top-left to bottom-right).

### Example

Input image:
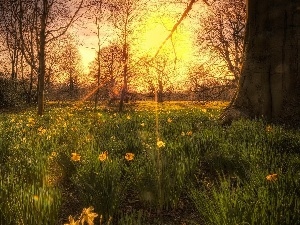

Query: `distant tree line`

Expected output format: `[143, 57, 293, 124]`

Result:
[0, 0, 246, 112]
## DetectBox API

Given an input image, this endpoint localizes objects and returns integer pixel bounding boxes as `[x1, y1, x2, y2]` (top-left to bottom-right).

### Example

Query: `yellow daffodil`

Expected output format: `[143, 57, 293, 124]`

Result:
[266, 125, 273, 132]
[266, 173, 278, 182]
[33, 195, 39, 201]
[157, 140, 165, 148]
[71, 153, 81, 162]
[37, 126, 46, 135]
[187, 131, 193, 136]
[64, 216, 80, 225]
[48, 151, 58, 160]
[125, 153, 135, 161]
[28, 117, 35, 123]
[80, 206, 98, 225]
[98, 151, 108, 161]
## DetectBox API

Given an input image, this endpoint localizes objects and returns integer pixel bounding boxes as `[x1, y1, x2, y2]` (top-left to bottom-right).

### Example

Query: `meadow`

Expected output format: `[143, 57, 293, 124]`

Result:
[0, 101, 300, 225]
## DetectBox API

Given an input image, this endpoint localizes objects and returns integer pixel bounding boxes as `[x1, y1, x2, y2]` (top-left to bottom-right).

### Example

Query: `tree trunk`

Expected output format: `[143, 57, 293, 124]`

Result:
[157, 74, 163, 103]
[119, 43, 128, 112]
[37, 0, 47, 116]
[222, 0, 300, 125]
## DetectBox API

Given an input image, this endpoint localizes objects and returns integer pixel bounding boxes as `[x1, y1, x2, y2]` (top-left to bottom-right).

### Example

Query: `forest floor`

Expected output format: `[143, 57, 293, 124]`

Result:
[1, 100, 299, 225]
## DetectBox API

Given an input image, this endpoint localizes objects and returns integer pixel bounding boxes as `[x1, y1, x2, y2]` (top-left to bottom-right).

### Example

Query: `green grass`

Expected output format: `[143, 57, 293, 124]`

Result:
[0, 101, 299, 225]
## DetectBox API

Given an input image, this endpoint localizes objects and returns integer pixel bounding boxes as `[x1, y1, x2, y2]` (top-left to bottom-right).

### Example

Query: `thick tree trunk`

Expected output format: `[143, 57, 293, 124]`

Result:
[222, 0, 300, 125]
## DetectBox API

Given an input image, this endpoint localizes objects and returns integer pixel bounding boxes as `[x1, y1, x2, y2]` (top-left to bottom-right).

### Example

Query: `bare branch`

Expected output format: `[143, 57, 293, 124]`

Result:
[46, 0, 84, 43]
[151, 0, 198, 60]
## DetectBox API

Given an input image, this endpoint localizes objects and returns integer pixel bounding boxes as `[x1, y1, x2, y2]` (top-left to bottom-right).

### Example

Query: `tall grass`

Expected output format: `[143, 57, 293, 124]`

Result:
[0, 102, 299, 224]
[190, 119, 300, 225]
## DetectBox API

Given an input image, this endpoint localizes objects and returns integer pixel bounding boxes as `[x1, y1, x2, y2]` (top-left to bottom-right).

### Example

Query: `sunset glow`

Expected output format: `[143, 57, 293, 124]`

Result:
[138, 16, 193, 59]
[64, 0, 212, 93]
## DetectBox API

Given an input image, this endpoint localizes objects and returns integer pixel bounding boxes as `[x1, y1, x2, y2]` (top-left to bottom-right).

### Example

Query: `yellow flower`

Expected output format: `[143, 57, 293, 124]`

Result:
[28, 117, 35, 123]
[127, 115, 131, 119]
[38, 126, 46, 135]
[266, 173, 278, 182]
[266, 125, 272, 132]
[125, 153, 135, 161]
[33, 195, 39, 201]
[48, 151, 58, 160]
[157, 140, 165, 148]
[80, 206, 98, 225]
[187, 131, 193, 136]
[167, 118, 172, 123]
[71, 153, 81, 162]
[98, 151, 108, 161]
[141, 123, 145, 127]
[64, 216, 80, 225]
[26, 120, 35, 127]
[181, 132, 185, 136]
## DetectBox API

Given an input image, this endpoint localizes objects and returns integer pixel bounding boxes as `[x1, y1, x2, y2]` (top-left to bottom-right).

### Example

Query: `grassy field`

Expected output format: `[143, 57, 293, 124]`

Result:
[0, 101, 300, 225]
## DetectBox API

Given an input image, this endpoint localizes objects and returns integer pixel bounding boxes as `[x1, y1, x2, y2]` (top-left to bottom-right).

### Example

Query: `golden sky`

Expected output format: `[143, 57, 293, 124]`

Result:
[71, 0, 208, 90]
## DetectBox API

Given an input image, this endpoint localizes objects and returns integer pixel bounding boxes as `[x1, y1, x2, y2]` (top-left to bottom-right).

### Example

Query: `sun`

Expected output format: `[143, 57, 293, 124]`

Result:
[78, 46, 95, 74]
[130, 13, 195, 91]
[138, 15, 193, 60]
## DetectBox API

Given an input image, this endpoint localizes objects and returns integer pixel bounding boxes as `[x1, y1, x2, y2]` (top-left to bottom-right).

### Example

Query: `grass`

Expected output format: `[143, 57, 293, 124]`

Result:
[0, 100, 300, 225]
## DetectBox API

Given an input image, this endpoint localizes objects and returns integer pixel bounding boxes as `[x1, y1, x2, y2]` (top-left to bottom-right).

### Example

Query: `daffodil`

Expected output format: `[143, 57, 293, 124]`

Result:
[33, 195, 39, 201]
[99, 151, 108, 161]
[80, 206, 98, 225]
[28, 117, 35, 123]
[187, 131, 193, 136]
[125, 153, 134, 161]
[71, 153, 81, 162]
[266, 173, 278, 182]
[37, 126, 46, 135]
[64, 215, 80, 225]
[157, 140, 165, 148]
[266, 125, 273, 132]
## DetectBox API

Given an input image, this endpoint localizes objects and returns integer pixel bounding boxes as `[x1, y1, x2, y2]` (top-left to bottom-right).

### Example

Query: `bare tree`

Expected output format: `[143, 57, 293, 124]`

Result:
[199, 0, 246, 86]
[89, 43, 123, 103]
[57, 34, 83, 98]
[0, 1, 20, 80]
[108, 0, 146, 111]
[1, 0, 84, 115]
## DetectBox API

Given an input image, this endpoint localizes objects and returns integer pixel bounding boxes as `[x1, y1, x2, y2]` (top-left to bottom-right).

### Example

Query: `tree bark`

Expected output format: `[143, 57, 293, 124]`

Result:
[221, 0, 300, 125]
[157, 74, 163, 103]
[37, 0, 47, 116]
[119, 43, 128, 112]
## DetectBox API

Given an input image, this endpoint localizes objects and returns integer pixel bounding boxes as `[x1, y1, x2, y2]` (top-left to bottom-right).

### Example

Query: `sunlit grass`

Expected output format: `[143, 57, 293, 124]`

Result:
[129, 100, 229, 111]
[0, 101, 299, 224]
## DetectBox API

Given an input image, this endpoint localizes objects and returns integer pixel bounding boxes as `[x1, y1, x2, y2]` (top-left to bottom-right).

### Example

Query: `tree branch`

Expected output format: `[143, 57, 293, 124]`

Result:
[151, 0, 198, 60]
